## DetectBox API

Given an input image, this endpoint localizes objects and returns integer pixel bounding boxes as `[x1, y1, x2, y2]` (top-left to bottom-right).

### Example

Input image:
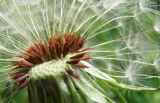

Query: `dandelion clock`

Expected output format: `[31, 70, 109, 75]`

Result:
[0, 0, 160, 103]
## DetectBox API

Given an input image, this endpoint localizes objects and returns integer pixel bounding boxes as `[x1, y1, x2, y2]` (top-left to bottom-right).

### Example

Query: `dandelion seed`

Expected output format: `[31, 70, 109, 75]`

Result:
[0, 0, 160, 103]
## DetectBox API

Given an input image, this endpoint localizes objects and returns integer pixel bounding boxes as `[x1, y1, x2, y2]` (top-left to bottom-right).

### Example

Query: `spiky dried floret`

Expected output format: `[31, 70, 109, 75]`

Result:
[11, 33, 91, 88]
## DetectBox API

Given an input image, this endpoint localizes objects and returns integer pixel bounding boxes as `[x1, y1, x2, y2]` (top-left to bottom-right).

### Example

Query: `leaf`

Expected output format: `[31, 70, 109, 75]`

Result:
[72, 77, 110, 103]
[81, 61, 158, 91]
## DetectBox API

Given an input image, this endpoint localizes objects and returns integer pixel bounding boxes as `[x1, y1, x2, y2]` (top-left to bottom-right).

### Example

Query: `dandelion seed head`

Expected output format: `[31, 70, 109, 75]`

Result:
[0, 0, 160, 102]
[125, 33, 158, 52]
[11, 33, 91, 88]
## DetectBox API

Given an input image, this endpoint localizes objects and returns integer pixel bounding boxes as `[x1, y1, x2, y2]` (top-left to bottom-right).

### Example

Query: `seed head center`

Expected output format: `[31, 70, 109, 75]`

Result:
[11, 33, 91, 88]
